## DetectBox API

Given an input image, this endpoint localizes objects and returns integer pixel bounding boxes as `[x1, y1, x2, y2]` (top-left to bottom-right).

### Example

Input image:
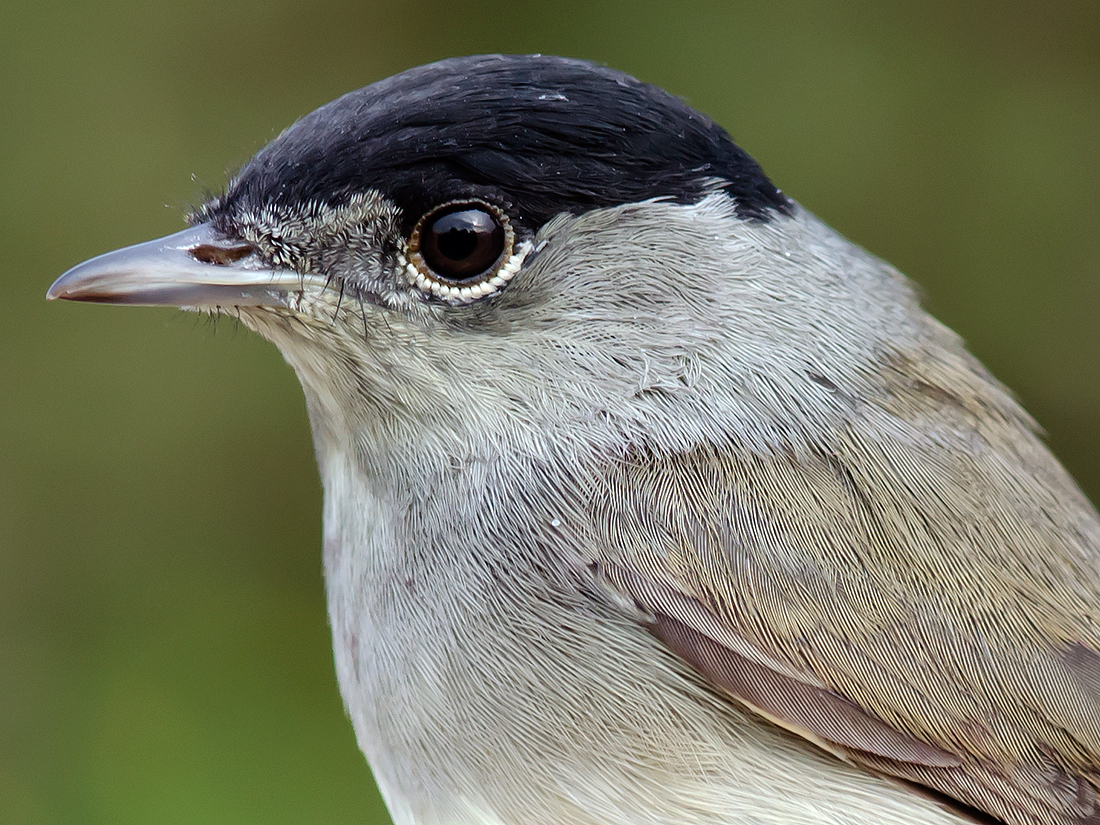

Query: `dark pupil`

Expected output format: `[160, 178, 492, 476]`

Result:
[423, 208, 504, 281]
[437, 222, 479, 260]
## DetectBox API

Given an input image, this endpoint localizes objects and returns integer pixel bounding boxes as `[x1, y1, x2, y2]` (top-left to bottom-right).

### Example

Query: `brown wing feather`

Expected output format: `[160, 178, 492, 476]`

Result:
[588, 417, 1100, 825]
[603, 560, 960, 768]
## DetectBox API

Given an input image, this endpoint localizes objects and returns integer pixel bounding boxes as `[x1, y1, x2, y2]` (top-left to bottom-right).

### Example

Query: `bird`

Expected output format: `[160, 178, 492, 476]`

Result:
[48, 54, 1100, 825]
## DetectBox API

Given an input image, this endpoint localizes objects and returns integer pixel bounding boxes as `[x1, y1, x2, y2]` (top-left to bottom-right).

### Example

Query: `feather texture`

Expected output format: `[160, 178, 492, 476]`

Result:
[588, 396, 1100, 824]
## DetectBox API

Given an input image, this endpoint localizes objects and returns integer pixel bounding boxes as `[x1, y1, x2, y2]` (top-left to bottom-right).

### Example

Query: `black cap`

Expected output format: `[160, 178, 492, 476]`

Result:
[207, 55, 791, 237]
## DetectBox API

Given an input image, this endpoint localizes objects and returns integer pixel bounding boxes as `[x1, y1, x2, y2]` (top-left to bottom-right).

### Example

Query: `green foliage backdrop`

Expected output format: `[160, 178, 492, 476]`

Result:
[2, 1, 1098, 823]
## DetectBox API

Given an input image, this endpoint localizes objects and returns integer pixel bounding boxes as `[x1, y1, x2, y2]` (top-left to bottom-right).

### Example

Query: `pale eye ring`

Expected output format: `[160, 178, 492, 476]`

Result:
[405, 201, 527, 303]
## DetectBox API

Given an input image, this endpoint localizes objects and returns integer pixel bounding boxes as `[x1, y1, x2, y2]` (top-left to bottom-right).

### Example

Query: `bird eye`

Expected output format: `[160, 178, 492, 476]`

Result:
[416, 204, 506, 281]
[406, 201, 525, 303]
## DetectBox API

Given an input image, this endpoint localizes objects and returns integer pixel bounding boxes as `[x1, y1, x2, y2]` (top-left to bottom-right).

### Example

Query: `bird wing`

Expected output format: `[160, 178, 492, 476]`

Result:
[587, 426, 1100, 825]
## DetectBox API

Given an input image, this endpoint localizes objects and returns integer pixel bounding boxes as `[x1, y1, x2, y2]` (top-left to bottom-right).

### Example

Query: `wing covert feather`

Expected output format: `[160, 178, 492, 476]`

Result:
[588, 429, 1100, 825]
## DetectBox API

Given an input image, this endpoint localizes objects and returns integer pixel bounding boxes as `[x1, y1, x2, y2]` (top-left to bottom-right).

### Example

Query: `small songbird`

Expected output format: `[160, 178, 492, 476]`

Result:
[49, 55, 1100, 825]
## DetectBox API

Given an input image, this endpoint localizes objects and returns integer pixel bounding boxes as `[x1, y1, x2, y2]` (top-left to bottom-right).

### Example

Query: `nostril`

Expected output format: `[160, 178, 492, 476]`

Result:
[190, 244, 253, 265]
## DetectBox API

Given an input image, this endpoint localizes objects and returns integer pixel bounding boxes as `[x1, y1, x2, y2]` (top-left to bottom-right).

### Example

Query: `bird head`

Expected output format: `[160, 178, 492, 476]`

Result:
[48, 54, 934, 471]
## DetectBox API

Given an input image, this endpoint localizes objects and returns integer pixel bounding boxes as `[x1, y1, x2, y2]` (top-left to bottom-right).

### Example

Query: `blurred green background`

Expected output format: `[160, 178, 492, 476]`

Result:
[3, 1, 1098, 823]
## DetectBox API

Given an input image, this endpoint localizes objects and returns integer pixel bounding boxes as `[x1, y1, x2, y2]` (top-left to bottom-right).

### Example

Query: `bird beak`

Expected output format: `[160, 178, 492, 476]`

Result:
[47, 224, 303, 308]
